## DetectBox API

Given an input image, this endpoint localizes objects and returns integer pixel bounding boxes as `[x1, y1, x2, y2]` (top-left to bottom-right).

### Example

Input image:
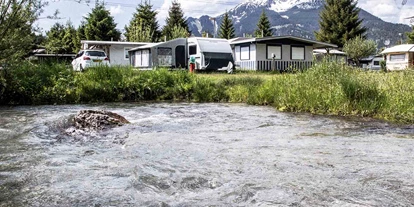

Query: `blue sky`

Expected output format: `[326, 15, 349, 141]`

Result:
[36, 0, 414, 33]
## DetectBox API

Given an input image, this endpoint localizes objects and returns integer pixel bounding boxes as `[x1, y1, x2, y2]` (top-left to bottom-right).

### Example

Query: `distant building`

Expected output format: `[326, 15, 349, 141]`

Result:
[381, 44, 414, 71]
[229, 36, 337, 71]
[129, 37, 234, 72]
[81, 40, 149, 66]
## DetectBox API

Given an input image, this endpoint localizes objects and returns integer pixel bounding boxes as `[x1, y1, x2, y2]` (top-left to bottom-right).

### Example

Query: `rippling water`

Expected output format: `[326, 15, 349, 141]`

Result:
[1, 103, 414, 206]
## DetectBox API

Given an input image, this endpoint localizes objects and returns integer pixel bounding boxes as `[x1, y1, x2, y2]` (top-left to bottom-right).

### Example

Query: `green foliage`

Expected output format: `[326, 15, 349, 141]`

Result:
[170, 25, 189, 39]
[343, 36, 377, 66]
[2, 60, 414, 123]
[125, 0, 160, 42]
[406, 26, 414, 44]
[162, 0, 189, 40]
[84, 0, 121, 41]
[0, 0, 45, 65]
[45, 23, 66, 53]
[45, 22, 77, 54]
[74, 22, 86, 52]
[218, 11, 235, 40]
[380, 60, 387, 72]
[315, 0, 367, 48]
[255, 9, 273, 38]
[0, 61, 77, 105]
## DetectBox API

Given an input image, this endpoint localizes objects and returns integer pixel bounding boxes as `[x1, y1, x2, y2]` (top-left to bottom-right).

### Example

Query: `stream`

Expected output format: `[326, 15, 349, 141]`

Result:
[1, 103, 413, 206]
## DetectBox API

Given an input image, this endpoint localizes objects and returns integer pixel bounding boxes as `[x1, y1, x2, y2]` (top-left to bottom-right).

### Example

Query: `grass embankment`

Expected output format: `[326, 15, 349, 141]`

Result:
[0, 61, 413, 123]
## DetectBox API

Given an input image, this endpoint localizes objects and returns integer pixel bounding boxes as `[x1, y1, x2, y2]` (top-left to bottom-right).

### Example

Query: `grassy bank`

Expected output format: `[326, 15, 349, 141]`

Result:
[0, 61, 413, 123]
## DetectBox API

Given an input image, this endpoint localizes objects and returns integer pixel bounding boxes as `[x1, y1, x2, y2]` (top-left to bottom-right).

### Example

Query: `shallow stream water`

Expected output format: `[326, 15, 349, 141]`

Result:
[1, 103, 414, 206]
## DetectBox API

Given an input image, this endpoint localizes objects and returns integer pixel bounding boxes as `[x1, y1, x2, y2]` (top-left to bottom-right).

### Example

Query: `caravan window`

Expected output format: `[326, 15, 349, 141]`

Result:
[189, 45, 197, 55]
[373, 61, 380, 66]
[390, 54, 405, 61]
[158, 47, 172, 66]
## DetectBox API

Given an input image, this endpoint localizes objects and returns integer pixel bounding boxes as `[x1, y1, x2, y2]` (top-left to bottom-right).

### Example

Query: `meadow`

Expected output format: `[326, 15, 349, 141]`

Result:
[0, 60, 413, 123]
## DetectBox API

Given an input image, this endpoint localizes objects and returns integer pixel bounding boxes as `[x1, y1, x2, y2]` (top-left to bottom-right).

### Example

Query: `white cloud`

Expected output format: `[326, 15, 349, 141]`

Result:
[109, 5, 124, 16]
[358, 0, 414, 25]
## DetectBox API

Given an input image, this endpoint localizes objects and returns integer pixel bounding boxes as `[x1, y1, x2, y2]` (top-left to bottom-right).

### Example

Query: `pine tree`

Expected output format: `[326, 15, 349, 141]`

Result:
[74, 22, 86, 52]
[218, 11, 235, 40]
[125, 0, 160, 42]
[315, 0, 367, 48]
[162, 0, 189, 40]
[62, 21, 78, 53]
[255, 9, 273, 38]
[84, 1, 121, 41]
[45, 23, 66, 54]
[46, 22, 78, 54]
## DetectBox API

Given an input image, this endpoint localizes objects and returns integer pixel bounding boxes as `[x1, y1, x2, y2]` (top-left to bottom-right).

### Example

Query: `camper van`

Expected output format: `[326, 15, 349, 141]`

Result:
[129, 37, 234, 72]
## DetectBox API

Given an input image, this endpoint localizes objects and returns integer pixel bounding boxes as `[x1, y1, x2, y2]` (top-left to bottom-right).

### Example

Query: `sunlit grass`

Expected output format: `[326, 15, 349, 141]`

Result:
[1, 60, 413, 123]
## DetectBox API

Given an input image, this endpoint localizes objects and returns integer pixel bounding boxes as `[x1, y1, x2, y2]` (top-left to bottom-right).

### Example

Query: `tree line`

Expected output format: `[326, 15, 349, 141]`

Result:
[42, 0, 276, 54]
[2, 0, 414, 66]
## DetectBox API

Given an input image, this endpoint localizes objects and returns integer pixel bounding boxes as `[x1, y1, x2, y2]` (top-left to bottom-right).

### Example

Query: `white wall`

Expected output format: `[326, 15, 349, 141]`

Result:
[386, 52, 410, 71]
[109, 44, 136, 66]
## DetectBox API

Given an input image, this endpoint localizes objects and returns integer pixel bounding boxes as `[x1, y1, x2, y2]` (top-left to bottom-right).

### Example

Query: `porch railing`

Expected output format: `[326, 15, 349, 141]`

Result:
[236, 60, 313, 72]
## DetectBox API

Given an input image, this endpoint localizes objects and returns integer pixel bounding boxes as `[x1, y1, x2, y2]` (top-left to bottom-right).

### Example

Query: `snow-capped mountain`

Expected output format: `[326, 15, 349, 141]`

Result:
[242, 0, 323, 12]
[187, 0, 410, 48]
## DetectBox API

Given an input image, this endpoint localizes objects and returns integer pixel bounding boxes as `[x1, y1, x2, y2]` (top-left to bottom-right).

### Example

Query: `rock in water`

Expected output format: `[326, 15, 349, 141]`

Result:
[73, 110, 130, 130]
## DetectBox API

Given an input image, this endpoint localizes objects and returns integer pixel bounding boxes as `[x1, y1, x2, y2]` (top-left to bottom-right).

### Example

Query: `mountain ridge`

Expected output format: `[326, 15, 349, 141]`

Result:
[187, 0, 411, 48]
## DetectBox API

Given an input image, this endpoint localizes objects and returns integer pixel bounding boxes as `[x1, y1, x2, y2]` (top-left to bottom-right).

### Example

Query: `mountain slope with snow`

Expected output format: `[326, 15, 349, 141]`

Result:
[187, 0, 410, 48]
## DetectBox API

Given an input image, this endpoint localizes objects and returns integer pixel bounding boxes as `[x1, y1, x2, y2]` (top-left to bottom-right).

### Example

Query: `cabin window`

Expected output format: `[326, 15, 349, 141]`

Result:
[240, 45, 250, 60]
[291, 46, 305, 60]
[373, 61, 380, 66]
[124, 47, 132, 59]
[267, 45, 282, 59]
[135, 51, 142, 66]
[189, 45, 197, 55]
[158, 47, 172, 66]
[390, 54, 405, 61]
[141, 50, 149, 67]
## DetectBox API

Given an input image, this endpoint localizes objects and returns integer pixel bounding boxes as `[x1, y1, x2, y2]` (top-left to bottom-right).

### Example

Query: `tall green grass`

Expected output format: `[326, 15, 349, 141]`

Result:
[1, 61, 413, 123]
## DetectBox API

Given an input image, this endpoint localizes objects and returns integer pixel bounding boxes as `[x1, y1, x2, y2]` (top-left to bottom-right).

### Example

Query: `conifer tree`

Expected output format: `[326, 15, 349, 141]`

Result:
[315, 0, 366, 48]
[162, 1, 189, 40]
[45, 22, 78, 54]
[62, 21, 78, 53]
[218, 11, 235, 40]
[74, 22, 86, 52]
[84, 1, 121, 41]
[125, 0, 160, 42]
[45, 23, 66, 54]
[255, 9, 273, 38]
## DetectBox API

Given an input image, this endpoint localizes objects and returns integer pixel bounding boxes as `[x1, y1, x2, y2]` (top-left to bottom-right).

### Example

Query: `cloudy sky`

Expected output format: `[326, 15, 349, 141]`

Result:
[36, 0, 414, 33]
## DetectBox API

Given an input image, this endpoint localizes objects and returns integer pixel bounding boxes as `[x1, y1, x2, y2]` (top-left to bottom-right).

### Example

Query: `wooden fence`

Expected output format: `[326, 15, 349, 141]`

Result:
[235, 60, 313, 72]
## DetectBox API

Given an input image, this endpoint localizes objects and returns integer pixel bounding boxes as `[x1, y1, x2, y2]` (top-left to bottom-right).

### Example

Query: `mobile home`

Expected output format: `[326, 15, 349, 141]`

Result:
[381, 44, 414, 71]
[129, 37, 234, 71]
[230, 36, 337, 71]
[81, 40, 149, 66]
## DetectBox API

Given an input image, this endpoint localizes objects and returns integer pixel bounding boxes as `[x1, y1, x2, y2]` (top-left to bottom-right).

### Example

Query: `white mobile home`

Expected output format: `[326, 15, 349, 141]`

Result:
[129, 37, 234, 71]
[230, 36, 337, 71]
[381, 44, 414, 71]
[81, 40, 149, 66]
